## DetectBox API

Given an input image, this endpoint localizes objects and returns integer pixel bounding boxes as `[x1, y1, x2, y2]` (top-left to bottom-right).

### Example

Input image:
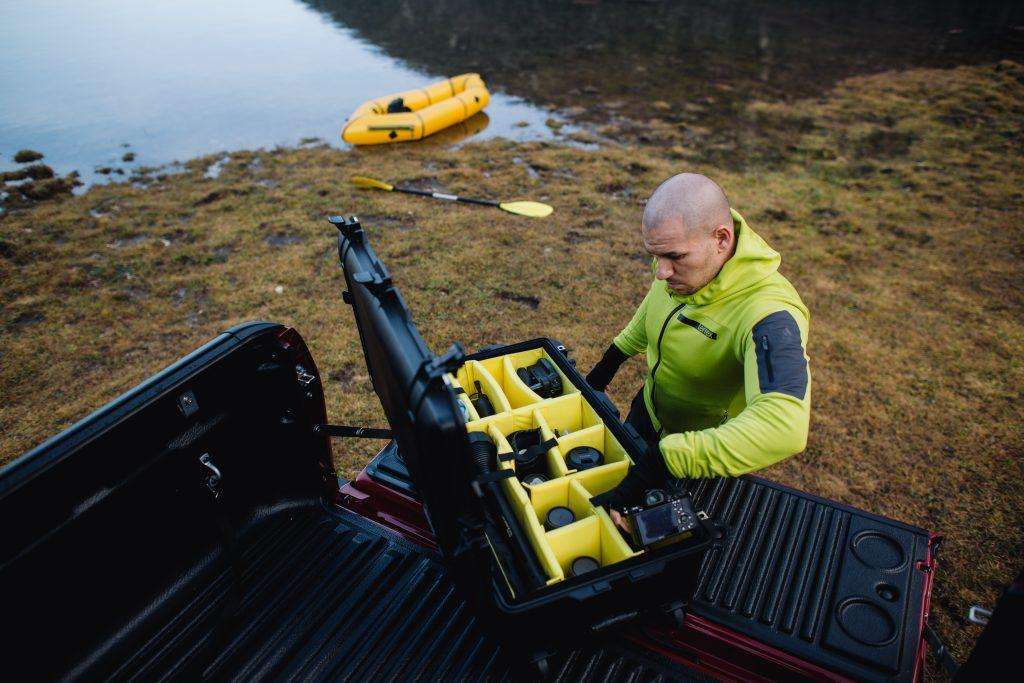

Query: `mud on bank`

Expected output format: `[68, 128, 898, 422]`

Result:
[2, 62, 1022, 669]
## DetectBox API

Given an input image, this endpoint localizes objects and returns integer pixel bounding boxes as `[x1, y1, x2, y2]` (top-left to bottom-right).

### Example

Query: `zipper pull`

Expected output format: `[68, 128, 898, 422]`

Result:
[761, 335, 774, 383]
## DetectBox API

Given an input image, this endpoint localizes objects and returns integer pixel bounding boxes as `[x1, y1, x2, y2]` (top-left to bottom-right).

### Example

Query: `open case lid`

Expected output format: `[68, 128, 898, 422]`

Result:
[332, 215, 474, 558]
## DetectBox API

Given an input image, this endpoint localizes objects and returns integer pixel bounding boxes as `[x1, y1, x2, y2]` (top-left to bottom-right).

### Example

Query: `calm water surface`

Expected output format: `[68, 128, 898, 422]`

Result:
[0, 0, 556, 183]
[2, 0, 1022, 184]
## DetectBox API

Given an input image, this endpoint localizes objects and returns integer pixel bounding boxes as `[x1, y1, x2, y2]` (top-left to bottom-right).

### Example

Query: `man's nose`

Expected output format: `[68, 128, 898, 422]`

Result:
[656, 259, 673, 280]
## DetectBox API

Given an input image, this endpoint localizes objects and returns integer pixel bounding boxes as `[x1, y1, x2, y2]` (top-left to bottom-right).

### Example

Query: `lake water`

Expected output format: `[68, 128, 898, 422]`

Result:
[2, 0, 1022, 184]
[0, 0, 558, 184]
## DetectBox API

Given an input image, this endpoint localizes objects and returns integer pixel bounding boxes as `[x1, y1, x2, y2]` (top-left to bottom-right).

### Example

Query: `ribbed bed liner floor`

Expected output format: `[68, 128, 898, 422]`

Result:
[113, 505, 705, 682]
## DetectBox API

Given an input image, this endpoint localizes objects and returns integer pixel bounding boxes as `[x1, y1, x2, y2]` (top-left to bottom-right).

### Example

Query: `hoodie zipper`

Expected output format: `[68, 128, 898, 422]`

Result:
[649, 302, 687, 435]
[761, 334, 774, 383]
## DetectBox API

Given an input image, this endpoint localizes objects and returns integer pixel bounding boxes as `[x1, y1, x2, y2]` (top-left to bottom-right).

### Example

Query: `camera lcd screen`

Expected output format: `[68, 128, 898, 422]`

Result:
[637, 505, 676, 542]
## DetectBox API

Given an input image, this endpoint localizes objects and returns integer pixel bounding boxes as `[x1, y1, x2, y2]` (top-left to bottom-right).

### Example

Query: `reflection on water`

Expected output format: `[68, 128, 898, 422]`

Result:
[311, 0, 1024, 125]
[0, 0, 554, 184]
[1, 0, 1022, 184]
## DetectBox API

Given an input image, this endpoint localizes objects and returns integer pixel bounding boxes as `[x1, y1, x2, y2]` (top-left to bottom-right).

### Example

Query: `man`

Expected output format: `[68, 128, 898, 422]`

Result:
[587, 173, 811, 525]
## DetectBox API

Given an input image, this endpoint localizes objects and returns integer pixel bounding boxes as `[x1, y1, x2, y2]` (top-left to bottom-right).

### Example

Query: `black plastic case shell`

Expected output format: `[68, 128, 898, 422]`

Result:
[334, 216, 714, 663]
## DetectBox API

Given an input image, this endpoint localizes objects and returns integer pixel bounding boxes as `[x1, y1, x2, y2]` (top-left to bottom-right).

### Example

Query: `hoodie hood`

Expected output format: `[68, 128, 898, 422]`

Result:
[669, 209, 780, 306]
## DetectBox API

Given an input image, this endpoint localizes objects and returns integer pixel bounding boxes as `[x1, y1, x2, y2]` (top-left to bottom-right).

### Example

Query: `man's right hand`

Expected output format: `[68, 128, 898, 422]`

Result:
[609, 509, 631, 535]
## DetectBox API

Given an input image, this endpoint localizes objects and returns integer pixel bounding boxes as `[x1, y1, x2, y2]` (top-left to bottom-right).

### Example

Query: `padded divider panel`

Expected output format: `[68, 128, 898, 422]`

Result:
[547, 516, 602, 576]
[462, 350, 642, 588]
[531, 408, 569, 478]
[456, 360, 511, 418]
[568, 461, 630, 497]
[556, 424, 631, 473]
[501, 348, 579, 402]
[445, 373, 480, 422]
[534, 394, 602, 436]
[496, 430, 564, 585]
[596, 508, 638, 562]
[529, 479, 595, 527]
[546, 514, 636, 576]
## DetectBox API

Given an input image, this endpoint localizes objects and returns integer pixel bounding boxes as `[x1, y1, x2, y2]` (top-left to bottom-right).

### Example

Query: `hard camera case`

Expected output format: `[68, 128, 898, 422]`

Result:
[333, 215, 717, 667]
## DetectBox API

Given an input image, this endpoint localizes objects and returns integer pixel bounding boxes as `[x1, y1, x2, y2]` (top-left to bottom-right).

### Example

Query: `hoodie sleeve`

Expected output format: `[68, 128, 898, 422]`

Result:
[612, 286, 650, 357]
[659, 307, 811, 478]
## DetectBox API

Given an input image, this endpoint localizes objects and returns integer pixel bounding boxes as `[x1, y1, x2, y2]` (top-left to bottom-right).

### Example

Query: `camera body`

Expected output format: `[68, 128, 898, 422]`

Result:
[516, 358, 563, 399]
[624, 489, 700, 549]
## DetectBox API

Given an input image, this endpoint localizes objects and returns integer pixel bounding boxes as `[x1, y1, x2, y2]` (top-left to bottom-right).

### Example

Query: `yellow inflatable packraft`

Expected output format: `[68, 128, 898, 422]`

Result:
[341, 73, 490, 145]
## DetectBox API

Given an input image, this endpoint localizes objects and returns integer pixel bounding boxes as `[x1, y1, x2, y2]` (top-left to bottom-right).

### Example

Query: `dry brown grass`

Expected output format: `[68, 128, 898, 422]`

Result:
[2, 61, 1021, 668]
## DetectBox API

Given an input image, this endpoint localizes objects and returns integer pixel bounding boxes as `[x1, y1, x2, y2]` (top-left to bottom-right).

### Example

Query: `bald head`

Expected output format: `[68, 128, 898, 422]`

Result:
[643, 173, 731, 237]
[640, 173, 737, 295]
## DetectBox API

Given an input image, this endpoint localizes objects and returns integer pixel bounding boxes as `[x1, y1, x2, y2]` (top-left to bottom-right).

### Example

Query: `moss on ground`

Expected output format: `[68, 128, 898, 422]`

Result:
[1, 61, 1022, 668]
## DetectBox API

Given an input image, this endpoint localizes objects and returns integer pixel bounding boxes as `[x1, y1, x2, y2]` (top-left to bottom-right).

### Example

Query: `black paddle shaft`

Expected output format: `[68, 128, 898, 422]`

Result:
[393, 185, 500, 207]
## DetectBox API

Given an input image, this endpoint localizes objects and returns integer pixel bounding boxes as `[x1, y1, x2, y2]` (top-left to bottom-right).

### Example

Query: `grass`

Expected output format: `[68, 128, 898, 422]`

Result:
[2, 60, 1022, 669]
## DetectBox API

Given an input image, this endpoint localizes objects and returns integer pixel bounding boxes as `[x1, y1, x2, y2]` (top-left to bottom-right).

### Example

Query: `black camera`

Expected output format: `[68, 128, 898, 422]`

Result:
[623, 489, 700, 549]
[505, 428, 552, 483]
[516, 358, 563, 399]
[468, 380, 495, 418]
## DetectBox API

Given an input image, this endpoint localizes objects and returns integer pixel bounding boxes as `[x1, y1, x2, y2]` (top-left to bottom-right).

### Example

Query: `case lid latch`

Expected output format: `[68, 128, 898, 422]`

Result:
[330, 214, 363, 242]
[406, 343, 467, 421]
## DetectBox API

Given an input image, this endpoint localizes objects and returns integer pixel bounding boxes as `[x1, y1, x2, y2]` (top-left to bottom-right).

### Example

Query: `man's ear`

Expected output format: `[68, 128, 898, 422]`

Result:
[713, 224, 733, 252]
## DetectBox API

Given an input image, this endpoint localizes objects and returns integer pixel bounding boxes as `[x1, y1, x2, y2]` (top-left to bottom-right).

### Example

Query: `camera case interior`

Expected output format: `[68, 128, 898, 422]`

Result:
[334, 216, 715, 665]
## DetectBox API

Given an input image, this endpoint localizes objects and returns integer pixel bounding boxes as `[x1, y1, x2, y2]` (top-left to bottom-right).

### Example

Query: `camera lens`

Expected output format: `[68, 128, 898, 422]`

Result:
[516, 358, 563, 399]
[569, 556, 600, 577]
[466, 431, 497, 474]
[565, 446, 603, 471]
[643, 489, 667, 507]
[521, 474, 548, 486]
[544, 506, 576, 531]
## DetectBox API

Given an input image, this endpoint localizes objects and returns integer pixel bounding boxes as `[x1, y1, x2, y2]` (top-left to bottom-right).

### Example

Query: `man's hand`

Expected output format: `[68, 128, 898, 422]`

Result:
[609, 509, 631, 535]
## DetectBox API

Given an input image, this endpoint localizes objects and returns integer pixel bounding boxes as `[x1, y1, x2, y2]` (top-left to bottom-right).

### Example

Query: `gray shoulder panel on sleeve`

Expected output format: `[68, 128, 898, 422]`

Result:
[752, 310, 808, 399]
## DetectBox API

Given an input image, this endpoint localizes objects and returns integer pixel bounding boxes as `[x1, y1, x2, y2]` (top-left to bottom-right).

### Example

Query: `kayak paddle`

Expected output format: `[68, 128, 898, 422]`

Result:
[350, 175, 553, 218]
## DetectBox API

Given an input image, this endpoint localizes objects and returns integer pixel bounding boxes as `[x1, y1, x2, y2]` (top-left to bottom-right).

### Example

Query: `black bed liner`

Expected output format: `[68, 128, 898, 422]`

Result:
[367, 445, 932, 681]
[108, 502, 706, 682]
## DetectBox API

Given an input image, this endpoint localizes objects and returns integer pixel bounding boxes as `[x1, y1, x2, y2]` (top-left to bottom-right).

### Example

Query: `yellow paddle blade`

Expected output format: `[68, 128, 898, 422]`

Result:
[351, 175, 394, 191]
[498, 201, 553, 218]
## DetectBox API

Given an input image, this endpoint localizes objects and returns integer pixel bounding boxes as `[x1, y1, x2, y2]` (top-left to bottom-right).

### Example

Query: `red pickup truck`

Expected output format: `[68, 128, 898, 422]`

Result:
[0, 225, 1012, 680]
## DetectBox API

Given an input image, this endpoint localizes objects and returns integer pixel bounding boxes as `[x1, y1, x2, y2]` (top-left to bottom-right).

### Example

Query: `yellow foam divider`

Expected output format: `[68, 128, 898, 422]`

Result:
[501, 349, 579, 403]
[529, 478, 594, 526]
[531, 407, 570, 478]
[479, 411, 556, 478]
[569, 460, 630, 496]
[556, 423, 631, 474]
[445, 373, 480, 422]
[456, 360, 512, 421]
[455, 348, 643, 589]
[497, 440, 564, 584]
[545, 514, 636, 577]
[534, 394, 602, 436]
[595, 507, 639, 560]
[473, 354, 546, 410]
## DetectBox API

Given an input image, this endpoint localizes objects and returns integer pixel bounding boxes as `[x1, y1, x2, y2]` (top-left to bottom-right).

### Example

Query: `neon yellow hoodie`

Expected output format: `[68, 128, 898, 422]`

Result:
[613, 210, 811, 478]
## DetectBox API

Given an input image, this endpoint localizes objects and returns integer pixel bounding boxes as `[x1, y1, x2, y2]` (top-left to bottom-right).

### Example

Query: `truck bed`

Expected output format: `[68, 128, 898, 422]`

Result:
[0, 323, 934, 681]
[355, 444, 936, 681]
[106, 502, 707, 681]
